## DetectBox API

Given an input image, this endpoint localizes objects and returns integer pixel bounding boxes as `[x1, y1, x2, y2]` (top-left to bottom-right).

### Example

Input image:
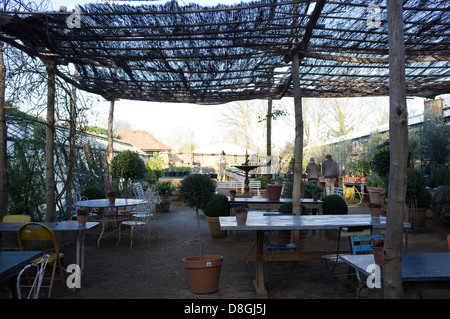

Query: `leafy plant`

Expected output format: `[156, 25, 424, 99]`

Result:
[303, 182, 323, 198]
[179, 174, 217, 260]
[406, 168, 426, 204]
[322, 194, 348, 215]
[366, 172, 384, 188]
[154, 181, 176, 195]
[253, 175, 267, 188]
[111, 150, 147, 182]
[416, 188, 432, 209]
[371, 141, 390, 179]
[81, 186, 106, 199]
[204, 194, 230, 217]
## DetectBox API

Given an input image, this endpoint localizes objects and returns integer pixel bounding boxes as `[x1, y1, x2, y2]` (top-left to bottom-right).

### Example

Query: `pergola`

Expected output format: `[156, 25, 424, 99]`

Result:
[0, 0, 449, 298]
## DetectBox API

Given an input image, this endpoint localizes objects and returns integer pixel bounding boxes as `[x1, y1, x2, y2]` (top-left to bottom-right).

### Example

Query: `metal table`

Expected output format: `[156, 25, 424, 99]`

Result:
[220, 212, 410, 298]
[0, 221, 98, 272]
[0, 251, 43, 298]
[74, 198, 146, 247]
[340, 253, 450, 297]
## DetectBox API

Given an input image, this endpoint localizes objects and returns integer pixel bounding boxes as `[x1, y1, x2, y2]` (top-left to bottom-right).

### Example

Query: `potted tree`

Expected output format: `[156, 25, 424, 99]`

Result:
[370, 234, 384, 266]
[154, 181, 176, 212]
[366, 172, 384, 206]
[179, 174, 223, 294]
[203, 194, 230, 238]
[406, 168, 431, 229]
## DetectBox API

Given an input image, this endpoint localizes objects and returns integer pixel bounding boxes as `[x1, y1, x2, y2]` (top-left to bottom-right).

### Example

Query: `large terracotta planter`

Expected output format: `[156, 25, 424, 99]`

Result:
[183, 255, 223, 294]
[158, 194, 173, 212]
[370, 206, 381, 221]
[235, 208, 248, 225]
[206, 217, 227, 238]
[367, 187, 382, 205]
[410, 208, 427, 229]
[266, 185, 282, 200]
[371, 246, 383, 266]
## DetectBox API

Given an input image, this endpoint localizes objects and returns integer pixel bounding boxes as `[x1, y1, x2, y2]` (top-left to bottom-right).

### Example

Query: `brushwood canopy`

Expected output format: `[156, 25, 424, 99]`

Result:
[0, 0, 449, 104]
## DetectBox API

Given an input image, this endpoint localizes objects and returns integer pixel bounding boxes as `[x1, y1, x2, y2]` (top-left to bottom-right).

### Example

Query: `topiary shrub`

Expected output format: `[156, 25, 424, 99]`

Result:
[322, 194, 348, 214]
[253, 175, 267, 188]
[204, 194, 230, 217]
[278, 202, 309, 215]
[81, 186, 106, 199]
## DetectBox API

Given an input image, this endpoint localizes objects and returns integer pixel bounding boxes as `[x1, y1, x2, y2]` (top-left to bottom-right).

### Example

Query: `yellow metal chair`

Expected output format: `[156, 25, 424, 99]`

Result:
[1, 215, 31, 250]
[17, 222, 64, 298]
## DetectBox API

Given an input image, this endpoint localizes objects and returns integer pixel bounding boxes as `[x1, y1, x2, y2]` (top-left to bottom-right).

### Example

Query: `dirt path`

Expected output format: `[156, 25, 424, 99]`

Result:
[1, 200, 449, 300]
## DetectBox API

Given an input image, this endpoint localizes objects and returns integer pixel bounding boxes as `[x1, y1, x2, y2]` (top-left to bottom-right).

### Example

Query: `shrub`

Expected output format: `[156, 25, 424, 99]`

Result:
[204, 194, 230, 217]
[253, 175, 267, 188]
[154, 181, 176, 195]
[322, 194, 348, 214]
[81, 186, 105, 199]
[278, 202, 308, 215]
[416, 188, 432, 209]
[303, 182, 323, 198]
[179, 174, 216, 212]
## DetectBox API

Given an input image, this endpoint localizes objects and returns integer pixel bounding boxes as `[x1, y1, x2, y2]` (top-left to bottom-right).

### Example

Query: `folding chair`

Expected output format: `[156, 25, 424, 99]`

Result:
[118, 200, 154, 249]
[17, 223, 65, 298]
[1, 215, 31, 250]
[322, 225, 373, 296]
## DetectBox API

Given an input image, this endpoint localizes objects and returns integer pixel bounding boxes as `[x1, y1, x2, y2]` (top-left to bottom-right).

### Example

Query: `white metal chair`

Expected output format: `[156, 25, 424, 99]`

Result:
[16, 254, 50, 299]
[322, 225, 373, 296]
[118, 200, 154, 249]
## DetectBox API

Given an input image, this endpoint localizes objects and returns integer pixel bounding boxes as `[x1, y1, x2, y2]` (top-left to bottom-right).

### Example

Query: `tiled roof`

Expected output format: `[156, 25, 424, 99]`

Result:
[116, 130, 172, 152]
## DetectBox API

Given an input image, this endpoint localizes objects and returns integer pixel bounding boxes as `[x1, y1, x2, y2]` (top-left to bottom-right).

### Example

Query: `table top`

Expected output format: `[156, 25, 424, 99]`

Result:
[0, 220, 99, 232]
[341, 253, 450, 282]
[229, 197, 323, 204]
[74, 198, 146, 208]
[220, 212, 410, 231]
[0, 251, 43, 282]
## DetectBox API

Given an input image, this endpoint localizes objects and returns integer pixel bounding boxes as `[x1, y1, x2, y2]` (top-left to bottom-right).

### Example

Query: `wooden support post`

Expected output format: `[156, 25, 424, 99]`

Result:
[266, 98, 272, 183]
[292, 53, 303, 217]
[45, 60, 56, 222]
[0, 44, 7, 220]
[385, 0, 409, 299]
[105, 99, 114, 193]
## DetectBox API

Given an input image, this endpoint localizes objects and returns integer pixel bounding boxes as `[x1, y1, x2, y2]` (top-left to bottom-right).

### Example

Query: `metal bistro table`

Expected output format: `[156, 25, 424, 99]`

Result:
[340, 253, 450, 297]
[0, 221, 98, 273]
[220, 212, 410, 298]
[74, 198, 146, 247]
[229, 197, 323, 214]
[0, 251, 43, 298]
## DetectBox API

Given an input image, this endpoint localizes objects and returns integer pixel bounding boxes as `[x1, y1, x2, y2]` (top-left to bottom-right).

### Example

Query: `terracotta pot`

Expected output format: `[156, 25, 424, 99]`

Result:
[206, 217, 227, 238]
[77, 215, 87, 227]
[312, 192, 320, 201]
[367, 187, 382, 205]
[370, 206, 381, 220]
[266, 185, 282, 200]
[157, 194, 173, 212]
[108, 197, 115, 205]
[183, 255, 223, 294]
[371, 246, 383, 266]
[235, 209, 248, 225]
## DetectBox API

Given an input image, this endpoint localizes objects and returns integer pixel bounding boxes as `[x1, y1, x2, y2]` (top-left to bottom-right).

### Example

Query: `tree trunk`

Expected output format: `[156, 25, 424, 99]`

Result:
[384, 0, 408, 299]
[292, 53, 303, 217]
[65, 81, 77, 220]
[266, 98, 272, 184]
[45, 60, 56, 222]
[0, 44, 7, 220]
[105, 99, 114, 193]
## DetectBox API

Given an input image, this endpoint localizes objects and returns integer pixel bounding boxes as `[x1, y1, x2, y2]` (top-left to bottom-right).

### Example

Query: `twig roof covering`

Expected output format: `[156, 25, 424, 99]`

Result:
[0, 0, 449, 104]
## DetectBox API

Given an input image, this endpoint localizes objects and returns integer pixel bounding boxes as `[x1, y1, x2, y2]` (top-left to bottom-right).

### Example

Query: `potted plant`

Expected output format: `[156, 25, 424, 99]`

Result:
[107, 191, 117, 205]
[370, 234, 384, 266]
[154, 181, 176, 212]
[203, 194, 230, 238]
[76, 207, 89, 227]
[322, 194, 348, 238]
[252, 175, 267, 197]
[303, 182, 323, 201]
[179, 174, 223, 294]
[366, 172, 384, 205]
[266, 176, 283, 200]
[368, 203, 381, 220]
[406, 168, 430, 228]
